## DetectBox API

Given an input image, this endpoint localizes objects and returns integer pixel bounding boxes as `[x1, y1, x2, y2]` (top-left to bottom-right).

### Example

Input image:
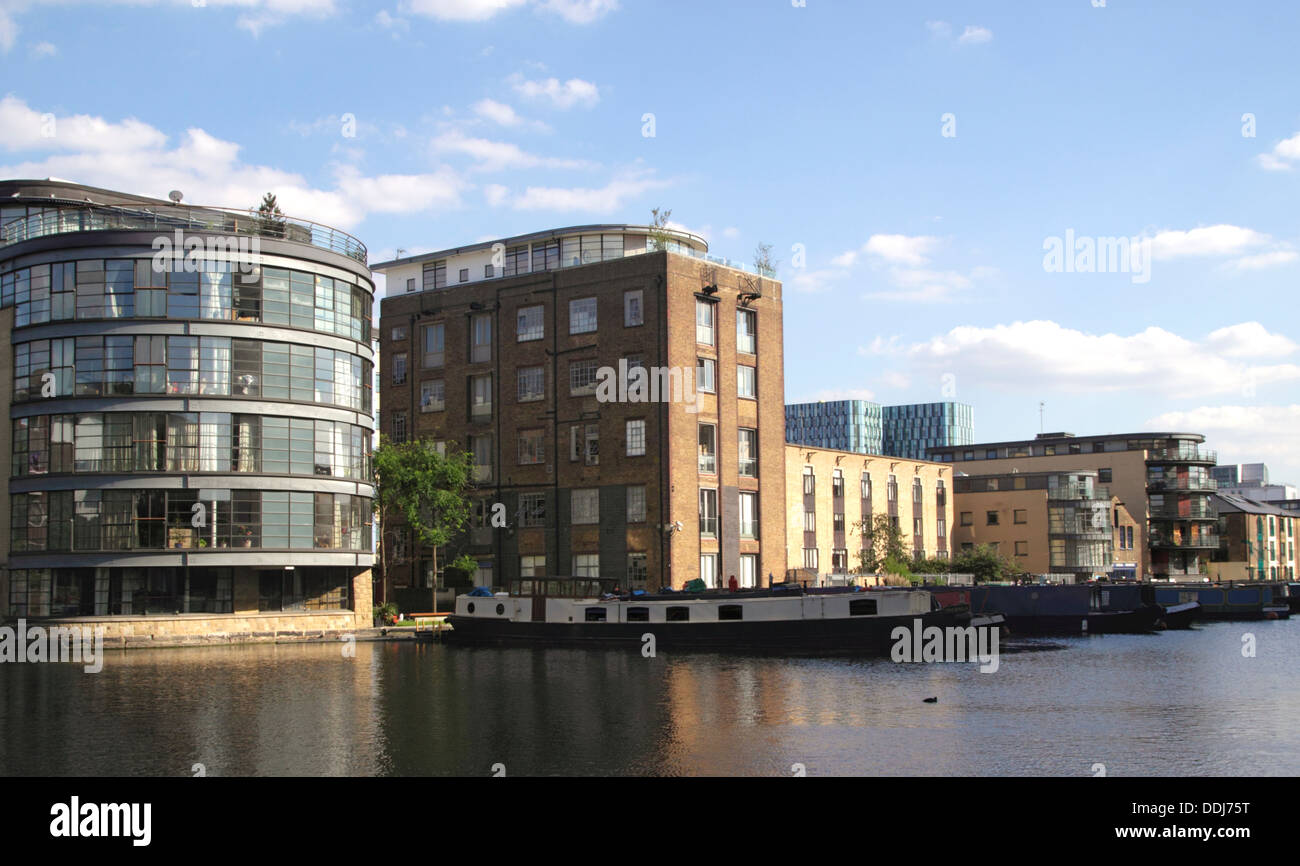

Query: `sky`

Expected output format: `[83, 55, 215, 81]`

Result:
[2, 0, 1298, 481]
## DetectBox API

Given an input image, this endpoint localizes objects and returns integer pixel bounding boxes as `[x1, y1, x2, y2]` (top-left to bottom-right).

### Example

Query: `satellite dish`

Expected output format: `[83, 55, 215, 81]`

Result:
[168, 190, 183, 203]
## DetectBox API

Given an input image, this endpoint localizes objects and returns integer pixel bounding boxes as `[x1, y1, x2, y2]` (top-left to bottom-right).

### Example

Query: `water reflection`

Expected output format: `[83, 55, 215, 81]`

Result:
[1, 620, 1296, 776]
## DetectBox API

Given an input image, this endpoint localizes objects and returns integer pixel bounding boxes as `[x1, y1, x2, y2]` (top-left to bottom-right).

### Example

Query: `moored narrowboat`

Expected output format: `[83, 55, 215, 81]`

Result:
[443, 576, 976, 652]
[1151, 582, 1291, 621]
[968, 583, 1163, 635]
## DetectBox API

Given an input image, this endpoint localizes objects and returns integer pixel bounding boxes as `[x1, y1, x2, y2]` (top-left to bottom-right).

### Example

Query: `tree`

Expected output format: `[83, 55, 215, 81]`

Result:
[753, 241, 778, 277]
[855, 513, 908, 575]
[647, 206, 673, 251]
[921, 544, 1026, 584]
[373, 439, 478, 610]
[255, 192, 286, 239]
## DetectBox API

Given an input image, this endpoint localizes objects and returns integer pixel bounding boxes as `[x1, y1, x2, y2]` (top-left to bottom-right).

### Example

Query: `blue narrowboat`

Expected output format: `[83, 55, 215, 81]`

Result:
[1152, 582, 1291, 620]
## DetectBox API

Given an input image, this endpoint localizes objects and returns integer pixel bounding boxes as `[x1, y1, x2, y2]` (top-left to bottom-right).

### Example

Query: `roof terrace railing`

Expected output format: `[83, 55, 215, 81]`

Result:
[0, 203, 367, 264]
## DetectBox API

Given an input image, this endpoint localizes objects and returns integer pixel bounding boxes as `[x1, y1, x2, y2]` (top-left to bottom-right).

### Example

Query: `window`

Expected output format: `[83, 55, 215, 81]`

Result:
[518, 493, 546, 528]
[699, 488, 718, 537]
[696, 300, 715, 345]
[574, 554, 600, 578]
[1099, 468, 1112, 483]
[518, 429, 545, 465]
[666, 606, 690, 622]
[531, 240, 560, 272]
[849, 598, 878, 616]
[569, 297, 597, 334]
[406, 278, 415, 293]
[737, 365, 757, 399]
[738, 429, 757, 477]
[627, 486, 646, 523]
[420, 380, 445, 413]
[1013, 509, 1027, 524]
[912, 477, 923, 504]
[625, 419, 646, 456]
[517, 305, 544, 341]
[624, 289, 643, 327]
[504, 245, 528, 276]
[471, 314, 491, 363]
[459, 268, 469, 283]
[570, 359, 599, 395]
[832, 550, 848, 572]
[484, 263, 495, 279]
[697, 358, 716, 393]
[737, 309, 756, 354]
[832, 471, 845, 498]
[738, 554, 757, 589]
[470, 373, 492, 419]
[804, 510, 816, 532]
[517, 366, 544, 402]
[718, 604, 743, 621]
[391, 326, 407, 341]
[470, 434, 492, 482]
[986, 511, 999, 526]
[392, 353, 407, 385]
[803, 468, 815, 495]
[571, 489, 599, 525]
[565, 423, 599, 466]
[699, 553, 718, 589]
[392, 411, 407, 444]
[739, 491, 758, 538]
[422, 323, 444, 368]
[960, 511, 973, 526]
[627, 554, 648, 590]
[802, 548, 819, 570]
[422, 260, 447, 291]
[1015, 541, 1028, 557]
[698, 424, 716, 474]
[520, 555, 545, 578]
[166, 336, 199, 394]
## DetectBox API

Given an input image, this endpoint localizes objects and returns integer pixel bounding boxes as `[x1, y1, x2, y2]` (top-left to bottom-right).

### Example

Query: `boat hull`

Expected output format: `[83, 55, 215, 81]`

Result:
[444, 606, 972, 653]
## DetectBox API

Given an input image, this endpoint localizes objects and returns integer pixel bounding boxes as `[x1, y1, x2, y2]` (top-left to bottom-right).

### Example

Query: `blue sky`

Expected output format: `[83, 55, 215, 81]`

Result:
[2, 0, 1298, 480]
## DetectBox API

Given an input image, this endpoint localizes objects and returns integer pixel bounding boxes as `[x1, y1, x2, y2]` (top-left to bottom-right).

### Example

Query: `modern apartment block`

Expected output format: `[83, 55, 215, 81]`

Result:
[1212, 462, 1298, 501]
[928, 432, 1219, 581]
[951, 470, 1140, 580]
[785, 399, 974, 461]
[0, 179, 376, 639]
[785, 444, 953, 581]
[372, 225, 786, 596]
[1210, 493, 1296, 582]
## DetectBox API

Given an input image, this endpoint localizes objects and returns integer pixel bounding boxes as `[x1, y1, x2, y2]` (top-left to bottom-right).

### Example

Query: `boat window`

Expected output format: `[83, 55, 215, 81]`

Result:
[585, 607, 607, 622]
[520, 580, 533, 596]
[467, 602, 476, 614]
[666, 606, 690, 622]
[626, 607, 650, 622]
[849, 598, 878, 616]
[496, 603, 505, 615]
[718, 604, 743, 621]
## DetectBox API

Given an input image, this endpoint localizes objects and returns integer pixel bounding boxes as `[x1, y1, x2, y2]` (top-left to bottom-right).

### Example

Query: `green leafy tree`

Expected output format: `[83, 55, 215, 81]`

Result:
[855, 513, 908, 575]
[255, 192, 286, 239]
[373, 439, 478, 608]
[648, 206, 673, 251]
[952, 544, 1026, 583]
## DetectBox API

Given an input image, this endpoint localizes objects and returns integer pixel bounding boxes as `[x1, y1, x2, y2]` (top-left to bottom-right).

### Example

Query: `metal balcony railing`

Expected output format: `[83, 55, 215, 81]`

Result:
[1147, 477, 1217, 492]
[1, 203, 367, 263]
[1146, 447, 1217, 464]
[1147, 528, 1222, 549]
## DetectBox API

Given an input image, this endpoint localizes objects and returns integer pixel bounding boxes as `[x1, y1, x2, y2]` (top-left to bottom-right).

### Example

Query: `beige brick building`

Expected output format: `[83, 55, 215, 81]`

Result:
[1211, 493, 1297, 582]
[785, 444, 953, 582]
[373, 226, 786, 596]
[951, 470, 1140, 580]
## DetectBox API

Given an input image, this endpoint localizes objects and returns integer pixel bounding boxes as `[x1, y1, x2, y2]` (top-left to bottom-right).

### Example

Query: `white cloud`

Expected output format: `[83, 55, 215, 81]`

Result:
[431, 129, 592, 171]
[870, 320, 1300, 398]
[830, 250, 858, 268]
[1148, 224, 1272, 259]
[510, 75, 600, 109]
[1205, 322, 1299, 358]
[537, 0, 617, 23]
[403, 0, 527, 21]
[29, 40, 55, 57]
[864, 233, 939, 266]
[488, 171, 665, 212]
[1145, 404, 1300, 482]
[722, 226, 740, 240]
[864, 267, 971, 303]
[374, 10, 410, 30]
[787, 268, 847, 295]
[1256, 131, 1300, 171]
[957, 25, 992, 45]
[925, 20, 951, 38]
[0, 96, 465, 230]
[472, 98, 522, 126]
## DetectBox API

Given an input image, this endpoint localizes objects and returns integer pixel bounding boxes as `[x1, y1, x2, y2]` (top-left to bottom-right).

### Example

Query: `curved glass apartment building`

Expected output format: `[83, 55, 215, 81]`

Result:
[0, 180, 375, 638]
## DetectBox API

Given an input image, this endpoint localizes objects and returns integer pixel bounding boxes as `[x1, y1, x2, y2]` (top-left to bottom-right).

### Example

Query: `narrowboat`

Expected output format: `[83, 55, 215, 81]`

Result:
[1290, 583, 1300, 615]
[443, 576, 976, 652]
[1151, 582, 1292, 621]
[967, 583, 1166, 635]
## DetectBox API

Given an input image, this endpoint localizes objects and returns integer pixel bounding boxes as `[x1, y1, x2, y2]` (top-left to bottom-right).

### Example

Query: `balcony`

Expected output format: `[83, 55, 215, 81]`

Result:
[0, 202, 367, 263]
[1148, 527, 1221, 549]
[1147, 477, 1217, 493]
[1149, 501, 1218, 521]
[1047, 483, 1111, 501]
[1146, 447, 1217, 465]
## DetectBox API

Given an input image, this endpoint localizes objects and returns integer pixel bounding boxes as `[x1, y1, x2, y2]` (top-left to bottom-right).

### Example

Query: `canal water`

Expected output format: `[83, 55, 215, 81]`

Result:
[1, 619, 1296, 776]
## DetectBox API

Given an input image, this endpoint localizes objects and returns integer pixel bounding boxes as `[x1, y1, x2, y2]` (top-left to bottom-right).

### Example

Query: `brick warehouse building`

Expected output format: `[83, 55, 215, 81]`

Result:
[372, 226, 786, 599]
